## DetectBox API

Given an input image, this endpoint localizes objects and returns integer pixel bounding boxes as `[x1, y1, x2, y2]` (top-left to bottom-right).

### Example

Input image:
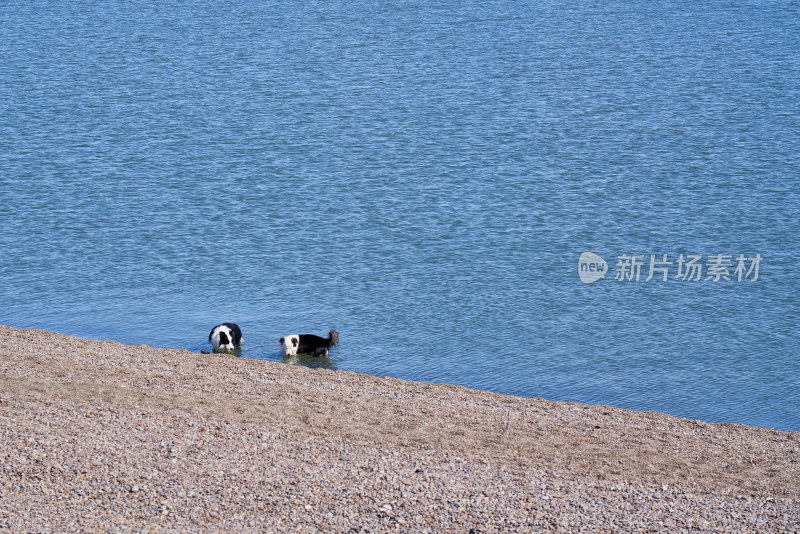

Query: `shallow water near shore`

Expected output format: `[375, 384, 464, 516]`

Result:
[1, 1, 799, 430]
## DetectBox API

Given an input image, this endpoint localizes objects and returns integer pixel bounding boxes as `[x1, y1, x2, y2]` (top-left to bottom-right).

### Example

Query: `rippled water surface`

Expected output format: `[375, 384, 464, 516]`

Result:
[2, 1, 798, 430]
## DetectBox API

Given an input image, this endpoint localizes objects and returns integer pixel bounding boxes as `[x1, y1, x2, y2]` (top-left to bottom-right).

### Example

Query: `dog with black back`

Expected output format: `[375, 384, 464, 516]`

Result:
[209, 323, 243, 353]
[280, 330, 338, 357]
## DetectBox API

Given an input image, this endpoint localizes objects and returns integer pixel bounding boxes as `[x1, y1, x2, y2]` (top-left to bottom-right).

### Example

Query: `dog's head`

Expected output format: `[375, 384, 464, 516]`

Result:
[279, 335, 300, 356]
[210, 325, 236, 352]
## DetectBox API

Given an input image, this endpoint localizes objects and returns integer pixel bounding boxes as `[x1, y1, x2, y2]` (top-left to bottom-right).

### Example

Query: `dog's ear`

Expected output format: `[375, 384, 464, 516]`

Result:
[279, 338, 284, 344]
[292, 337, 299, 347]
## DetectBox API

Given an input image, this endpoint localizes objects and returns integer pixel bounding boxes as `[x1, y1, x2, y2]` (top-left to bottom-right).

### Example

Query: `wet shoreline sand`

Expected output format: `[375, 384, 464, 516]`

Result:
[1, 325, 798, 532]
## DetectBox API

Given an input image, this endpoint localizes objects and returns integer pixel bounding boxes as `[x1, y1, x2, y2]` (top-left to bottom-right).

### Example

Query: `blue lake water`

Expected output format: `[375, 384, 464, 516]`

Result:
[1, 1, 798, 431]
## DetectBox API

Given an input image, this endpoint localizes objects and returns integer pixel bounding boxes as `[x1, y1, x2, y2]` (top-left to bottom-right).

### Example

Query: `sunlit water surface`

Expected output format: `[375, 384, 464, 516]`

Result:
[1, 0, 798, 430]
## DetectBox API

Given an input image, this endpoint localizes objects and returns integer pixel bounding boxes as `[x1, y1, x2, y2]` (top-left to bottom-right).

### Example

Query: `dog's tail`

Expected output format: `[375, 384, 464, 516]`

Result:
[328, 330, 339, 347]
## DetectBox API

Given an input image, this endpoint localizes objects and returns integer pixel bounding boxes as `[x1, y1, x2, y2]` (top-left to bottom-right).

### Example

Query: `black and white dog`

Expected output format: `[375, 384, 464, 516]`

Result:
[209, 323, 243, 353]
[280, 330, 338, 357]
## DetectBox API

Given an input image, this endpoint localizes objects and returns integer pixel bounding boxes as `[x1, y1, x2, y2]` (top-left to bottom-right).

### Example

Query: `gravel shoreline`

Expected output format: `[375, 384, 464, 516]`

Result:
[1, 325, 798, 532]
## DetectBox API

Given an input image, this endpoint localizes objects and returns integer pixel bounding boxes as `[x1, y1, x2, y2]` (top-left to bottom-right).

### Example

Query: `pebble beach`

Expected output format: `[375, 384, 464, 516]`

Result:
[1, 325, 798, 533]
